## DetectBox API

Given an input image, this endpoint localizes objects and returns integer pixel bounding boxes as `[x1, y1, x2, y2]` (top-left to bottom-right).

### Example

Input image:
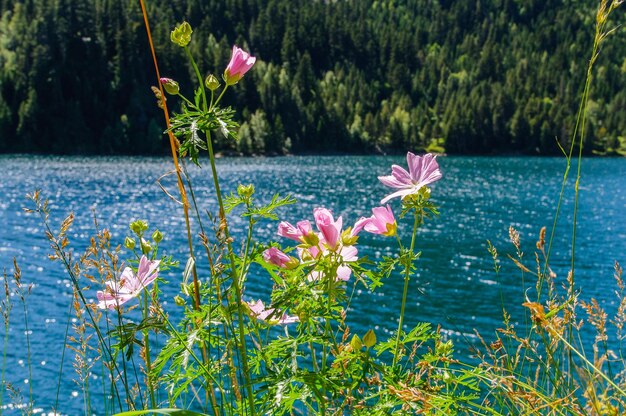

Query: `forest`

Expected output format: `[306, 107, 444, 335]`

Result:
[0, 0, 625, 155]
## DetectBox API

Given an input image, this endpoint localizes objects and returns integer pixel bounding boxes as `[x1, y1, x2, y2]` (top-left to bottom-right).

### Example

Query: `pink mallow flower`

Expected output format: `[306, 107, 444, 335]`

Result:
[224, 46, 256, 85]
[313, 208, 343, 251]
[378, 152, 442, 204]
[96, 256, 160, 310]
[353, 205, 397, 237]
[277, 220, 313, 242]
[246, 300, 299, 325]
[263, 247, 297, 269]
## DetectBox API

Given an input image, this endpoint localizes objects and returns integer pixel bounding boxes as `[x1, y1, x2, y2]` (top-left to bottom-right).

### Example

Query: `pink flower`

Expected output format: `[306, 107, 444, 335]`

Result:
[354, 206, 397, 237]
[224, 46, 256, 85]
[277, 220, 312, 242]
[246, 300, 299, 325]
[263, 247, 297, 269]
[378, 152, 442, 204]
[313, 208, 343, 251]
[96, 256, 160, 310]
[277, 208, 359, 282]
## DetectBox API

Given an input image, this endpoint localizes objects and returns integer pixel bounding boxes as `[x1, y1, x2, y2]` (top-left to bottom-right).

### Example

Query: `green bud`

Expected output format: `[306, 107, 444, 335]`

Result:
[341, 228, 358, 246]
[124, 237, 136, 250]
[152, 229, 163, 244]
[160, 78, 179, 95]
[301, 232, 319, 247]
[174, 295, 186, 306]
[130, 220, 149, 236]
[435, 339, 454, 356]
[350, 334, 363, 351]
[237, 184, 255, 198]
[418, 186, 431, 199]
[285, 257, 300, 270]
[170, 22, 192, 47]
[205, 74, 220, 91]
[140, 238, 152, 255]
[363, 329, 377, 348]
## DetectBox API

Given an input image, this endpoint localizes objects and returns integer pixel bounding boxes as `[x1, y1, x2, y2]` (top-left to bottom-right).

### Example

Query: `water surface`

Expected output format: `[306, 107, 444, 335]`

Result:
[0, 154, 624, 413]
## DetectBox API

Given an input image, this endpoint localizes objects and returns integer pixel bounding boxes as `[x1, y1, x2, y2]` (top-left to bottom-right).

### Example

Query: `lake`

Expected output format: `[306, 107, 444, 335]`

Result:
[1, 154, 625, 414]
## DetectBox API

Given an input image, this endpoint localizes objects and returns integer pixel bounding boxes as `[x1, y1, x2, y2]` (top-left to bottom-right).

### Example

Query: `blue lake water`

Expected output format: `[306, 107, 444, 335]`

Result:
[0, 154, 625, 414]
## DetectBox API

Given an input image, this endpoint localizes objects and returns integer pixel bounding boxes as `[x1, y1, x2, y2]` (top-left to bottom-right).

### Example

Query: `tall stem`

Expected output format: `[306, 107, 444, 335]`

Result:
[138, 4, 218, 411]
[205, 130, 257, 415]
[393, 210, 420, 367]
[142, 291, 156, 409]
[1, 317, 9, 414]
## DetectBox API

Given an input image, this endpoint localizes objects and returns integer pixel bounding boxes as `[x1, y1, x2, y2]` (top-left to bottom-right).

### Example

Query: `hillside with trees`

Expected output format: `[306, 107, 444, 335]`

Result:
[0, 0, 624, 155]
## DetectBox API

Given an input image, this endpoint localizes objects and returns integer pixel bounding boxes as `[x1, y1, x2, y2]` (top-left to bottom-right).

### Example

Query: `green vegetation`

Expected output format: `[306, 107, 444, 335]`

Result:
[0, 0, 625, 155]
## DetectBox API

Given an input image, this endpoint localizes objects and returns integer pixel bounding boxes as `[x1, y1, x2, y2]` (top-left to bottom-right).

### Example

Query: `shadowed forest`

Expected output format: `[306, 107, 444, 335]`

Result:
[0, 0, 625, 155]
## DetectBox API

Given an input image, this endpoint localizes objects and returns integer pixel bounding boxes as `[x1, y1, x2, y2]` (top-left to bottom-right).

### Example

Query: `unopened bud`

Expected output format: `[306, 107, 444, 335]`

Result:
[130, 220, 149, 236]
[160, 78, 179, 95]
[350, 334, 362, 351]
[341, 228, 358, 246]
[174, 295, 186, 306]
[363, 329, 376, 348]
[170, 22, 192, 47]
[205, 74, 220, 91]
[300, 232, 319, 247]
[237, 184, 254, 198]
[152, 230, 163, 244]
[140, 238, 152, 254]
[124, 237, 136, 250]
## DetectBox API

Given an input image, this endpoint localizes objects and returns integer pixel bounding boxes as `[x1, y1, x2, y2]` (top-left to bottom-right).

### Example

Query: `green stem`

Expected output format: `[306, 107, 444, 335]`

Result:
[142, 290, 156, 409]
[205, 129, 256, 415]
[21, 300, 33, 412]
[184, 46, 208, 111]
[393, 210, 420, 367]
[1, 320, 8, 415]
[211, 85, 229, 110]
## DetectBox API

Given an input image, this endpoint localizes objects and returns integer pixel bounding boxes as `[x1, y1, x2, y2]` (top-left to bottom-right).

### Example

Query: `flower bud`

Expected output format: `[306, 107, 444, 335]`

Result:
[300, 232, 319, 247]
[205, 74, 220, 91]
[140, 238, 152, 254]
[341, 228, 358, 246]
[160, 78, 179, 95]
[130, 220, 149, 236]
[152, 229, 163, 244]
[170, 22, 192, 47]
[350, 334, 362, 351]
[124, 237, 136, 250]
[237, 183, 255, 198]
[174, 295, 186, 306]
[363, 329, 376, 348]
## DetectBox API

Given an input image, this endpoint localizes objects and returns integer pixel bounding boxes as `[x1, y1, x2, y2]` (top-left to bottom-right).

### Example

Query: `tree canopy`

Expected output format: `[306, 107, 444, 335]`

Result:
[0, 0, 624, 155]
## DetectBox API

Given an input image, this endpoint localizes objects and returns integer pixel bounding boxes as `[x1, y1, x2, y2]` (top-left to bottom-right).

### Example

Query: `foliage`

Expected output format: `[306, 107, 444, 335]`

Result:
[0, 0, 625, 155]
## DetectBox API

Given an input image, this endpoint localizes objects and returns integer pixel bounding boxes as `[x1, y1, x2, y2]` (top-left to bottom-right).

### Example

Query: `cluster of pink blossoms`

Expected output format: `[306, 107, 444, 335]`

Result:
[264, 205, 398, 282]
[252, 152, 442, 324]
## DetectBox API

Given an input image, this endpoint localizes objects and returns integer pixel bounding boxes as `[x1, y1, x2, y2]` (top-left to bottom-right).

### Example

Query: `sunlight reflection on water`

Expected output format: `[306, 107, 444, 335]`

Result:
[0, 154, 625, 412]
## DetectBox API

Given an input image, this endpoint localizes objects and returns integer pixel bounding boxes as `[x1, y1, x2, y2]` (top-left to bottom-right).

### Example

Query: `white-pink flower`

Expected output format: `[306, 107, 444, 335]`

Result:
[96, 256, 160, 310]
[313, 208, 343, 251]
[378, 152, 442, 204]
[263, 247, 298, 269]
[224, 45, 256, 85]
[353, 205, 397, 237]
[246, 299, 299, 325]
[277, 220, 313, 242]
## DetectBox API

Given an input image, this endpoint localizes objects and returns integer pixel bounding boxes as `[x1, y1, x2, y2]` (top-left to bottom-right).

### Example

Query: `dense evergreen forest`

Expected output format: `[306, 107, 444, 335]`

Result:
[0, 0, 624, 155]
